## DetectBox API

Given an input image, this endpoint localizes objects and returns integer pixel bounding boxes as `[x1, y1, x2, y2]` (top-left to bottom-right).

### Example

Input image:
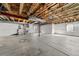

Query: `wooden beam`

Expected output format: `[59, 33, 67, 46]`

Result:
[55, 4, 79, 15]
[39, 3, 65, 18]
[0, 11, 27, 19]
[57, 10, 79, 19]
[49, 9, 79, 21]
[34, 4, 56, 16]
[33, 4, 46, 16]
[27, 3, 40, 16]
[2, 3, 12, 13]
[41, 4, 73, 18]
[2, 3, 13, 22]
[35, 3, 56, 16]
[51, 14, 79, 24]
[38, 4, 59, 17]
[53, 3, 73, 14]
[52, 5, 79, 20]
[19, 3, 24, 14]
[42, 4, 79, 19]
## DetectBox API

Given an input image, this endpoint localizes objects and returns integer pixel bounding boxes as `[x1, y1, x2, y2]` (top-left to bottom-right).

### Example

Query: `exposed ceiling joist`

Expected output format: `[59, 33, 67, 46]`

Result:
[27, 3, 40, 16]
[39, 3, 65, 18]
[41, 4, 73, 18]
[2, 3, 12, 13]
[42, 4, 79, 19]
[35, 3, 56, 16]
[19, 3, 24, 15]
[1, 3, 79, 24]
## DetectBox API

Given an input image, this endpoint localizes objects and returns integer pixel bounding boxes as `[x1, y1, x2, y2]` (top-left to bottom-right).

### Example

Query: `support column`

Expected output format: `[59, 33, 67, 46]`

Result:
[17, 24, 21, 35]
[26, 23, 29, 32]
[38, 22, 41, 37]
[23, 24, 26, 35]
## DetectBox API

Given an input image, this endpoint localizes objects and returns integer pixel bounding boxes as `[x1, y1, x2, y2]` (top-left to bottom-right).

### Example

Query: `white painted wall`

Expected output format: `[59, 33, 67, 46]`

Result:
[54, 22, 79, 36]
[52, 24, 55, 34]
[28, 17, 52, 34]
[0, 23, 18, 36]
[41, 24, 52, 34]
[29, 24, 52, 34]
[54, 23, 67, 34]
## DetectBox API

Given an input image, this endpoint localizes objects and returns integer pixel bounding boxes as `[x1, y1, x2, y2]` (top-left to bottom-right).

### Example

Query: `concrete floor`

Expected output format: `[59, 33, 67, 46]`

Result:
[0, 34, 79, 56]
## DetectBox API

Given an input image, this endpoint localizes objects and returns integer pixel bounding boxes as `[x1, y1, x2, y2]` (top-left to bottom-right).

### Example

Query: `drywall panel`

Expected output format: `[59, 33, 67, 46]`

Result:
[54, 23, 67, 34]
[41, 24, 52, 34]
[28, 24, 52, 34]
[54, 22, 79, 36]
[0, 23, 18, 36]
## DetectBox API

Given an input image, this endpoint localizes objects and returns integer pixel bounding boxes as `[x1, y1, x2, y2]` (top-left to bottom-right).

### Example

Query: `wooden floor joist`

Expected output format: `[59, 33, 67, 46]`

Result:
[0, 3, 79, 24]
